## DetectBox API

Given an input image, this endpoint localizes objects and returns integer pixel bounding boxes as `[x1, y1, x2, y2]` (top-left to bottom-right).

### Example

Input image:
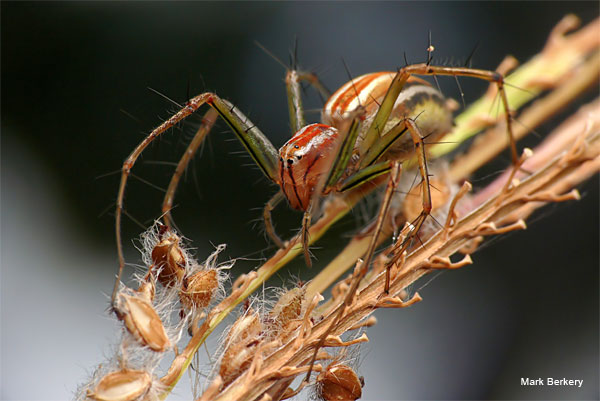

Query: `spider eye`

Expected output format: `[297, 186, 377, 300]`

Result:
[294, 145, 300, 149]
[287, 159, 294, 165]
[297, 155, 302, 160]
[279, 157, 283, 162]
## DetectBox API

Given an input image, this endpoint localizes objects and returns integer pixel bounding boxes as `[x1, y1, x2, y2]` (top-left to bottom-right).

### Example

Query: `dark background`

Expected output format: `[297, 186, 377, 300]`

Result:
[1, 2, 598, 400]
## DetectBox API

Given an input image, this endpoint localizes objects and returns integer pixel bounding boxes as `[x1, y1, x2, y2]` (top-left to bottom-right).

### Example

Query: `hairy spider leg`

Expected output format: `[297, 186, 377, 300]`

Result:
[263, 190, 286, 249]
[286, 69, 307, 132]
[286, 69, 332, 133]
[304, 162, 402, 381]
[327, 64, 516, 292]
[161, 108, 218, 228]
[341, 115, 436, 294]
[359, 64, 517, 165]
[164, 67, 331, 233]
[352, 64, 517, 293]
[383, 119, 433, 293]
[113, 93, 279, 304]
[300, 108, 368, 267]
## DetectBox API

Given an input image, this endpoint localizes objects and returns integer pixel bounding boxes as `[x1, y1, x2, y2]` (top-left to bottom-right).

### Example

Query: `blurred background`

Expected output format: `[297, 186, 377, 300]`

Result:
[1, 2, 598, 400]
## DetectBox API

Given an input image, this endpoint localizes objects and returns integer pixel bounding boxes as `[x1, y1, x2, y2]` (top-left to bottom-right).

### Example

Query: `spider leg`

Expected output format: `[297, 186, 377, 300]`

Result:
[162, 108, 218, 228]
[300, 107, 368, 266]
[360, 119, 410, 168]
[286, 69, 332, 134]
[305, 162, 402, 382]
[359, 63, 517, 165]
[337, 160, 393, 193]
[343, 161, 402, 305]
[263, 190, 286, 249]
[324, 107, 366, 189]
[298, 71, 332, 101]
[384, 118, 432, 293]
[346, 63, 517, 292]
[286, 69, 307, 132]
[332, 117, 432, 292]
[113, 93, 279, 304]
[301, 203, 313, 268]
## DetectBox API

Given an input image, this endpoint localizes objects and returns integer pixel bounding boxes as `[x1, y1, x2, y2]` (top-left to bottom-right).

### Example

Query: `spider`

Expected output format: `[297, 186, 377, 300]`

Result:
[111, 48, 517, 306]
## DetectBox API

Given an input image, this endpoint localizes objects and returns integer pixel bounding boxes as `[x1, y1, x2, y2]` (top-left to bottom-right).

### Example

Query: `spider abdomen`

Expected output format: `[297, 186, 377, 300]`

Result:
[323, 72, 452, 160]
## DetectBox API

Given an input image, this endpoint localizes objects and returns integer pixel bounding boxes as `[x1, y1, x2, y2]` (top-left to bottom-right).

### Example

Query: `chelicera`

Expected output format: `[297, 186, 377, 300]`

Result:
[112, 50, 516, 305]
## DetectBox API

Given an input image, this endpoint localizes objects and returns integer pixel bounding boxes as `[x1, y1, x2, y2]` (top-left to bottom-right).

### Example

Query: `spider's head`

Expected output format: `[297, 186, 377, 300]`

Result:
[276, 123, 339, 210]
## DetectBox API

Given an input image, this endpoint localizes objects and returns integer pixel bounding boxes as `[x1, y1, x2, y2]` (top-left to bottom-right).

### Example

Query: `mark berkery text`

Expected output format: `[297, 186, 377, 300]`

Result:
[521, 378, 583, 387]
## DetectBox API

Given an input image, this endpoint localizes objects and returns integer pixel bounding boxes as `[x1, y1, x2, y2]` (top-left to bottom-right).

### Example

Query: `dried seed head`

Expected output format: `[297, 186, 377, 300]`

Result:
[87, 369, 151, 401]
[219, 336, 280, 389]
[267, 286, 306, 332]
[150, 231, 186, 287]
[317, 362, 363, 401]
[403, 178, 451, 222]
[224, 309, 263, 347]
[219, 309, 265, 387]
[180, 268, 219, 310]
[218, 339, 258, 387]
[115, 292, 170, 352]
[136, 280, 155, 302]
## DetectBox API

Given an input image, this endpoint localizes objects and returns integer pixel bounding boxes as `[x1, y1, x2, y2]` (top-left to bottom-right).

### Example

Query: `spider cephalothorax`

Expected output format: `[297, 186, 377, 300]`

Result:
[278, 123, 340, 211]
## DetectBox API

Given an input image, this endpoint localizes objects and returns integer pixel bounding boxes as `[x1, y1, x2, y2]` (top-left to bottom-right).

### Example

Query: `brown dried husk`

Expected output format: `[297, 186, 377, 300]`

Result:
[218, 339, 259, 388]
[180, 268, 219, 310]
[136, 280, 155, 302]
[218, 309, 270, 388]
[87, 369, 152, 401]
[116, 293, 170, 352]
[267, 286, 306, 333]
[224, 309, 263, 347]
[151, 234, 186, 287]
[317, 363, 363, 401]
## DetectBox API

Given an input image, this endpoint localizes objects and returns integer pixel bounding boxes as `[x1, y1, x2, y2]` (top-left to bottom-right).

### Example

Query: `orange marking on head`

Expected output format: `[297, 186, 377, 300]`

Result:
[277, 124, 339, 210]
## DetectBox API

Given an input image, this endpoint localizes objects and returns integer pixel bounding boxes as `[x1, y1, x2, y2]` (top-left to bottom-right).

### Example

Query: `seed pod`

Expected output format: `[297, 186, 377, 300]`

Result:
[219, 335, 279, 388]
[150, 231, 186, 287]
[219, 309, 264, 387]
[224, 309, 262, 347]
[267, 286, 305, 334]
[87, 369, 151, 401]
[179, 268, 219, 310]
[115, 292, 170, 352]
[136, 280, 155, 302]
[317, 363, 363, 401]
[219, 338, 258, 387]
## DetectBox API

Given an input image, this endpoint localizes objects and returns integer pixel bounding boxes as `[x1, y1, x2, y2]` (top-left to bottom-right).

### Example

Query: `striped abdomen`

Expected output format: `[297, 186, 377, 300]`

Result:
[277, 124, 339, 210]
[323, 72, 453, 160]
